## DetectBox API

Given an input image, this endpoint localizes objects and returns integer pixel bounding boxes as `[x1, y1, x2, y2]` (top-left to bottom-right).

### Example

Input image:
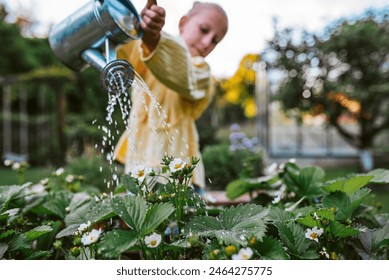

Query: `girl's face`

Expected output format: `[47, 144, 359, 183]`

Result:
[179, 7, 228, 58]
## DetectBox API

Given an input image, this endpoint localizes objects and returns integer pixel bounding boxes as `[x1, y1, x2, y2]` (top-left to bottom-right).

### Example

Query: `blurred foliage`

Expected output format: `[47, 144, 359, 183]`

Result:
[202, 142, 263, 190]
[0, 3, 114, 165]
[219, 54, 259, 118]
[264, 9, 389, 155]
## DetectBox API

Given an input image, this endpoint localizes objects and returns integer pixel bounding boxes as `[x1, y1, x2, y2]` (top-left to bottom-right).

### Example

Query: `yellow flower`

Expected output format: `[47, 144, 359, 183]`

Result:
[225, 245, 237, 256]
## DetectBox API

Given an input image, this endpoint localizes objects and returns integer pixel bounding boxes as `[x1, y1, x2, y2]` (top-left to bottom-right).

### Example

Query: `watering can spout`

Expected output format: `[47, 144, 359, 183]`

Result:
[48, 0, 142, 89]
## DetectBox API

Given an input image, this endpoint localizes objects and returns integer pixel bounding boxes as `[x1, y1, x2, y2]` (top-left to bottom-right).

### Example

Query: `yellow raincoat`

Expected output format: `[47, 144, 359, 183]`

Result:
[114, 32, 213, 188]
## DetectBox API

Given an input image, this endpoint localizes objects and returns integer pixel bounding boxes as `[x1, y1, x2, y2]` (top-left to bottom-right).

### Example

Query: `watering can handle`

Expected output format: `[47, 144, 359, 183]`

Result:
[117, 0, 142, 18]
[146, 0, 158, 8]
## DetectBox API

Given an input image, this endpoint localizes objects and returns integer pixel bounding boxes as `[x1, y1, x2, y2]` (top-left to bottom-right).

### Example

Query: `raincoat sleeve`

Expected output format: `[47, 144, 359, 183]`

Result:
[139, 32, 211, 101]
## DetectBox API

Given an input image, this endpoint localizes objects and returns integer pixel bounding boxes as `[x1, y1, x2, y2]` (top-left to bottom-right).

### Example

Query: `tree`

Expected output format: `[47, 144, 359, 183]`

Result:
[264, 9, 389, 171]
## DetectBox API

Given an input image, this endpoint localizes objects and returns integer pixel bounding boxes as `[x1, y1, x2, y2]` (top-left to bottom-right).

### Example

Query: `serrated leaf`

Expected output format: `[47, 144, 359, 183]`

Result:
[26, 250, 51, 260]
[275, 222, 318, 259]
[368, 169, 389, 184]
[8, 234, 29, 251]
[112, 196, 147, 234]
[275, 222, 310, 257]
[25, 225, 53, 241]
[185, 204, 268, 246]
[67, 192, 92, 211]
[322, 191, 364, 221]
[56, 224, 80, 239]
[254, 237, 290, 260]
[0, 229, 16, 240]
[98, 229, 138, 259]
[0, 243, 8, 259]
[64, 200, 94, 226]
[322, 176, 372, 194]
[284, 166, 325, 198]
[141, 202, 175, 235]
[296, 209, 335, 228]
[372, 223, 389, 251]
[268, 207, 294, 223]
[0, 184, 30, 211]
[39, 190, 71, 219]
[329, 221, 359, 238]
[84, 199, 115, 224]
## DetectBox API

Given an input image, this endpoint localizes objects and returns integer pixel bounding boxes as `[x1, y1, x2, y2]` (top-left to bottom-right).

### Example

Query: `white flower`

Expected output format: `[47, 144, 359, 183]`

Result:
[4, 159, 13, 166]
[231, 247, 253, 260]
[4, 208, 19, 217]
[40, 178, 49, 185]
[144, 233, 162, 248]
[65, 174, 75, 183]
[54, 167, 65, 176]
[169, 158, 186, 173]
[288, 158, 296, 163]
[271, 195, 281, 204]
[305, 226, 324, 242]
[264, 163, 278, 175]
[130, 164, 152, 183]
[320, 247, 330, 259]
[12, 162, 21, 170]
[77, 221, 91, 233]
[81, 228, 102, 246]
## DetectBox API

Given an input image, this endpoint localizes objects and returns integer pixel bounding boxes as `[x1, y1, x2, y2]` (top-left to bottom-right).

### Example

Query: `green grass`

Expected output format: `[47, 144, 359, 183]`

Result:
[0, 167, 53, 185]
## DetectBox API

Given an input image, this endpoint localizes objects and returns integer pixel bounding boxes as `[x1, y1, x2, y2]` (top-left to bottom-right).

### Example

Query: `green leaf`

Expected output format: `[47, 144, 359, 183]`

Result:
[141, 202, 175, 235]
[296, 209, 335, 228]
[372, 223, 389, 251]
[98, 229, 138, 259]
[8, 234, 29, 251]
[25, 225, 53, 241]
[254, 237, 290, 260]
[225, 179, 254, 200]
[329, 221, 359, 238]
[322, 176, 372, 194]
[284, 166, 325, 198]
[367, 169, 389, 184]
[0, 184, 30, 211]
[84, 199, 115, 224]
[185, 204, 268, 246]
[226, 175, 277, 200]
[268, 207, 294, 223]
[322, 189, 370, 221]
[56, 224, 80, 239]
[64, 200, 94, 226]
[26, 251, 51, 260]
[357, 223, 389, 259]
[38, 190, 71, 219]
[0, 243, 8, 259]
[275, 222, 318, 259]
[112, 196, 147, 234]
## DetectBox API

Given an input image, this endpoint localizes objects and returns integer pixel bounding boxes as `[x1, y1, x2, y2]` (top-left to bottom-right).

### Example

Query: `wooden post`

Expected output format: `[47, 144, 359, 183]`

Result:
[2, 85, 12, 157]
[19, 85, 28, 157]
[56, 89, 66, 164]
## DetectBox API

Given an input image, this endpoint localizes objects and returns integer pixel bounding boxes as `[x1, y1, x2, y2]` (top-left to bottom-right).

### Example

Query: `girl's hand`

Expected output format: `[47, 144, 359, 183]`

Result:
[141, 0, 165, 52]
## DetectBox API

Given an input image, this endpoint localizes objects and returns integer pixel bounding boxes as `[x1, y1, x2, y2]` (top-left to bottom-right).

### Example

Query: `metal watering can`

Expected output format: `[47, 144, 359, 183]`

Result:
[48, 0, 143, 90]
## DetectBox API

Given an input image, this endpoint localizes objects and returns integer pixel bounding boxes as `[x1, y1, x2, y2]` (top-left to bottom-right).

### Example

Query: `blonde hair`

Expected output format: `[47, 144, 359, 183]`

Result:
[187, 2, 228, 25]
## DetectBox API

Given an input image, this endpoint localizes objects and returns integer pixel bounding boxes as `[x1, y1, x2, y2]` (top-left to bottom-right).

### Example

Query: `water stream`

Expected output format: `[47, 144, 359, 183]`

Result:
[95, 68, 188, 189]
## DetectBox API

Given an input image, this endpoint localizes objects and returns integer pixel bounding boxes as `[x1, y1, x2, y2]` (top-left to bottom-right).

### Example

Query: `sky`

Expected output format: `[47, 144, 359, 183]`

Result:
[2, 0, 389, 78]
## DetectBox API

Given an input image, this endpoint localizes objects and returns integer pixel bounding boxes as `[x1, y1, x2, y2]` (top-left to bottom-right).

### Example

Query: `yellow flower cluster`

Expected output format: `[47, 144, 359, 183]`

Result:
[221, 54, 261, 118]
